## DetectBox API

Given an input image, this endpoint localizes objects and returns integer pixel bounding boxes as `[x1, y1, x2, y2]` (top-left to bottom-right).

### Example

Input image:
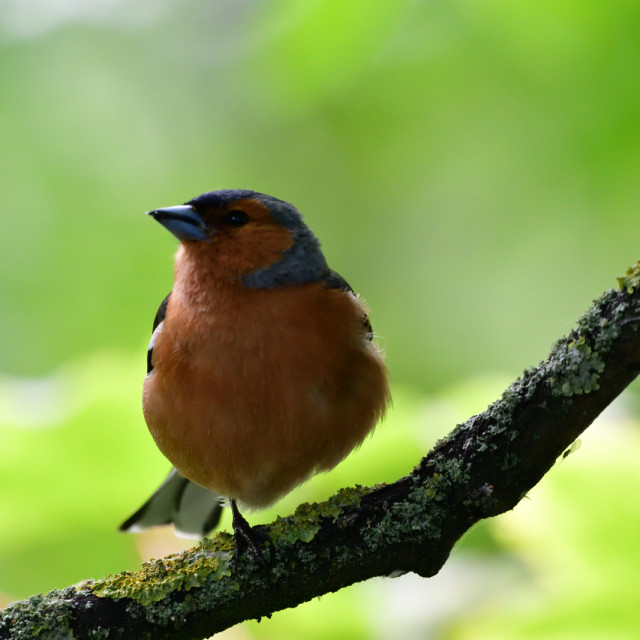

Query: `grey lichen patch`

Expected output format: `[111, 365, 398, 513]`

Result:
[538, 282, 640, 398]
[378, 480, 446, 543]
[548, 336, 605, 397]
[364, 456, 472, 550]
[268, 485, 376, 544]
[138, 591, 200, 628]
[90, 538, 233, 606]
[576, 294, 623, 352]
[430, 455, 471, 488]
[0, 588, 76, 640]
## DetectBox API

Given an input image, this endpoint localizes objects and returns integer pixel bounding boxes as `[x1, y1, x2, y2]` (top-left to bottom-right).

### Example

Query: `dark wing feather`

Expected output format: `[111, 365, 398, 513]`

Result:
[147, 292, 171, 375]
[124, 292, 224, 538]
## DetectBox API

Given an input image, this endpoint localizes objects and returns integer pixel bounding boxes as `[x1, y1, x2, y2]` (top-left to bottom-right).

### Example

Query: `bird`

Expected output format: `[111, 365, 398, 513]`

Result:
[120, 189, 391, 562]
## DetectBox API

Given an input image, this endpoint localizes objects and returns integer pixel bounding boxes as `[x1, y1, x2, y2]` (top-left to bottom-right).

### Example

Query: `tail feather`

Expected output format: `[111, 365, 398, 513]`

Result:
[119, 468, 224, 538]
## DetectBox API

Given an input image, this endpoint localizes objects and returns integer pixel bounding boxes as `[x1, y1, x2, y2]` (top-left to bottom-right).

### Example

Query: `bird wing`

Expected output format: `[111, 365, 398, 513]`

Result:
[121, 292, 224, 538]
[147, 292, 170, 375]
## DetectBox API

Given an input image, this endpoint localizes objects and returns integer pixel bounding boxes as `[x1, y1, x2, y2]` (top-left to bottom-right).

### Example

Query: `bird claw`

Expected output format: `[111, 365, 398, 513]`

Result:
[231, 500, 274, 570]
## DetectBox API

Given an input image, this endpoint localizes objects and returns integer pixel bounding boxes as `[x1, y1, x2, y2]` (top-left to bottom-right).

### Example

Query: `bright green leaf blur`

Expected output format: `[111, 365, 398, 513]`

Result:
[1, 1, 640, 637]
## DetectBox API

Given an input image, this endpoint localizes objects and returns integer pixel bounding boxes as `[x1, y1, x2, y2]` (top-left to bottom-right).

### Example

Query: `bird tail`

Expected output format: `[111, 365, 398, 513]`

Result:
[119, 468, 224, 538]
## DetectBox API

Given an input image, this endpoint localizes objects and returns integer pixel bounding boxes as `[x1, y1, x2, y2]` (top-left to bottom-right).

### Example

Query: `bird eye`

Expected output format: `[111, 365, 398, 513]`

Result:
[227, 210, 249, 227]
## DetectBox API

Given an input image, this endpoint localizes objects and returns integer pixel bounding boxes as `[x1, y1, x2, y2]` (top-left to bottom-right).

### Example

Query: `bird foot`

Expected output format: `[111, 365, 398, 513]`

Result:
[231, 500, 274, 570]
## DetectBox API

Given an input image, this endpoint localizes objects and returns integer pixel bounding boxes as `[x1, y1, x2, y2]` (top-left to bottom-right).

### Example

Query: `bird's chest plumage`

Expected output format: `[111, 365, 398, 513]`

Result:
[142, 282, 385, 507]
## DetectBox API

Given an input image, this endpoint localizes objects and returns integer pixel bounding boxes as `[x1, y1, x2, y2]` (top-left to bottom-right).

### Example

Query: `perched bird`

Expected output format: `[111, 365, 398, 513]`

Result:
[120, 189, 390, 560]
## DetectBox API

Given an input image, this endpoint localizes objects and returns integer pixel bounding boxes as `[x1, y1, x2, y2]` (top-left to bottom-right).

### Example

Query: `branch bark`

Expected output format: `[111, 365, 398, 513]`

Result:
[4, 265, 640, 640]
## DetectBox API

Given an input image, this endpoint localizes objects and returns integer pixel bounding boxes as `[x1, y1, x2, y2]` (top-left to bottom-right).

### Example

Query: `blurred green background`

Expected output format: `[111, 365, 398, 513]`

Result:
[2, 1, 640, 637]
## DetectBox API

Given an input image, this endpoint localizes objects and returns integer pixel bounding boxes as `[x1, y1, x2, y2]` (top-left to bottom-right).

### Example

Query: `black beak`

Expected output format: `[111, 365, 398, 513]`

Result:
[147, 205, 209, 242]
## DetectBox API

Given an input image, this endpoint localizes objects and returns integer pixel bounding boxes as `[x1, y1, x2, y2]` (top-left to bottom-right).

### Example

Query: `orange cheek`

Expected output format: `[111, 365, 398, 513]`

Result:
[213, 225, 294, 276]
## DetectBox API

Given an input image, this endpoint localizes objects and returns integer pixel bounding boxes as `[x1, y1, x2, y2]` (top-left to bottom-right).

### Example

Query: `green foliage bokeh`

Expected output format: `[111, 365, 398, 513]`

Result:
[1, 1, 640, 637]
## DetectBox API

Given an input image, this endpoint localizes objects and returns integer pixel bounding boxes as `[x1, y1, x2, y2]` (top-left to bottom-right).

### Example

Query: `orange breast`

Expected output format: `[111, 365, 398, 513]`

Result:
[142, 281, 389, 508]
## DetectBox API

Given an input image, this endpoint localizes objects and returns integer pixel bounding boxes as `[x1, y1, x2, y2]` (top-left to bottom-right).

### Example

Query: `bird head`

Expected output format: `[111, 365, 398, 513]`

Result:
[148, 190, 329, 288]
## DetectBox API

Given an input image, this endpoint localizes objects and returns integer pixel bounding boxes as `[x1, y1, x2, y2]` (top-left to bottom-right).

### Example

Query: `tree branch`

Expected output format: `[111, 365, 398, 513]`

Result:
[4, 264, 640, 640]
